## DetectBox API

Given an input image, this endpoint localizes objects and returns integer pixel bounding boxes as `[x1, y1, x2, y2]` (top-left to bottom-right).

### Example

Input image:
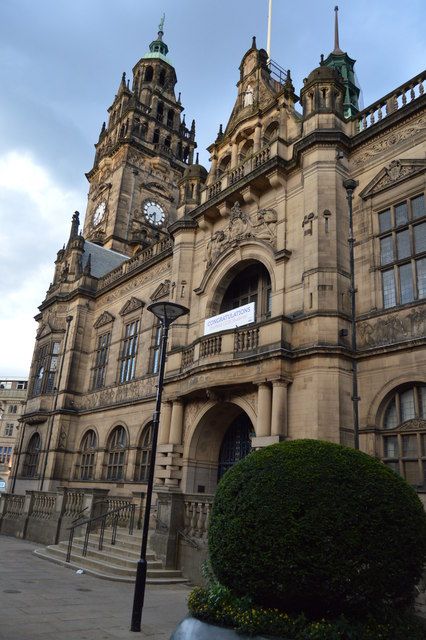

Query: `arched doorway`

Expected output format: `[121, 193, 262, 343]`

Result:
[218, 413, 253, 480]
[185, 402, 255, 494]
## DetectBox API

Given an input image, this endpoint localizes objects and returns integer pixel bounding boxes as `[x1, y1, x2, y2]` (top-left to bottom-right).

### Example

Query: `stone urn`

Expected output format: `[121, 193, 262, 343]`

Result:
[170, 616, 281, 639]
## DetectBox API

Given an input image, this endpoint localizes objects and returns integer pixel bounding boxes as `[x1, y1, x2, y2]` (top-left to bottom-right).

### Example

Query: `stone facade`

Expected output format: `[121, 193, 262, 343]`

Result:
[0, 378, 27, 491]
[8, 19, 426, 574]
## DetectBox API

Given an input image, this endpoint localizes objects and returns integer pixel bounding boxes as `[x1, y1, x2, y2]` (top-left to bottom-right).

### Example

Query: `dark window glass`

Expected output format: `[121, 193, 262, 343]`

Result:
[412, 194, 425, 219]
[379, 209, 392, 233]
[134, 424, 153, 482]
[23, 433, 41, 477]
[382, 270, 396, 308]
[414, 223, 426, 254]
[395, 202, 408, 226]
[380, 236, 394, 265]
[106, 427, 127, 481]
[119, 321, 139, 384]
[417, 258, 426, 298]
[396, 230, 410, 260]
[92, 332, 110, 389]
[399, 264, 414, 304]
[79, 430, 97, 480]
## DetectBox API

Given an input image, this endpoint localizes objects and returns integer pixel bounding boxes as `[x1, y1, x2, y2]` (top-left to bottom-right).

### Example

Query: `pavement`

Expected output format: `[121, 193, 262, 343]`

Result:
[0, 536, 191, 640]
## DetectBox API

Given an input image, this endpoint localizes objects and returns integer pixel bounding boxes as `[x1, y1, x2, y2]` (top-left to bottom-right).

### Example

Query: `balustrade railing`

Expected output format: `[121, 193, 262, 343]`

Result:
[98, 238, 172, 289]
[105, 496, 134, 527]
[353, 71, 425, 133]
[208, 179, 222, 199]
[234, 327, 259, 352]
[63, 490, 85, 519]
[3, 494, 24, 519]
[229, 165, 245, 184]
[183, 495, 213, 540]
[31, 493, 56, 520]
[199, 335, 222, 358]
[181, 346, 195, 369]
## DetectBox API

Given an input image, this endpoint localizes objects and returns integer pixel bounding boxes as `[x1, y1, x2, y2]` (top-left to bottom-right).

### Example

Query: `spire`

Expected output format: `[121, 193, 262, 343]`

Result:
[158, 13, 165, 38]
[143, 15, 172, 64]
[333, 6, 343, 54]
[69, 211, 80, 241]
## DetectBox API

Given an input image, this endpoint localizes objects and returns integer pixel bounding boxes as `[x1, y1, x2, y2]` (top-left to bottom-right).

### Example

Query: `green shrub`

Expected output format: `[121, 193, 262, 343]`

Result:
[208, 439, 426, 618]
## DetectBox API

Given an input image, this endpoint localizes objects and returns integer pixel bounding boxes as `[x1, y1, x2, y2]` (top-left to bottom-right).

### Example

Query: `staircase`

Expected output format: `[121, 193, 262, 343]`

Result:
[34, 527, 187, 584]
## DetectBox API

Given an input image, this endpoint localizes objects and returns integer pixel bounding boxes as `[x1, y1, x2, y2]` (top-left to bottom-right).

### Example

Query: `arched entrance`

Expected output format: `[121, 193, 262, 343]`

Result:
[185, 401, 255, 494]
[218, 413, 253, 480]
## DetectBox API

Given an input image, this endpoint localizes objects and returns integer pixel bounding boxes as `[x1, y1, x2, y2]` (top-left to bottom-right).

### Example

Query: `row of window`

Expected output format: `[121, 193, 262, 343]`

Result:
[31, 341, 60, 397]
[0, 447, 12, 465]
[379, 194, 426, 308]
[22, 426, 152, 482]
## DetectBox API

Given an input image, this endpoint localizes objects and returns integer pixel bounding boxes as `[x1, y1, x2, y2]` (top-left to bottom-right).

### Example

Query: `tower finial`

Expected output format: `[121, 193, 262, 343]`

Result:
[158, 13, 165, 36]
[333, 5, 343, 54]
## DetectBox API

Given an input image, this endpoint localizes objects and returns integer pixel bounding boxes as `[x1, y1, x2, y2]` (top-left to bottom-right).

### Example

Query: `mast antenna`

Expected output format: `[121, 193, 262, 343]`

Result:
[266, 0, 272, 60]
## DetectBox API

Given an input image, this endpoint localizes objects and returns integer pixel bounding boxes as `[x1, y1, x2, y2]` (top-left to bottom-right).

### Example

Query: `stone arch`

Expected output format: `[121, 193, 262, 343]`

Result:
[103, 421, 130, 449]
[199, 245, 276, 318]
[366, 372, 426, 426]
[135, 416, 154, 444]
[183, 400, 256, 494]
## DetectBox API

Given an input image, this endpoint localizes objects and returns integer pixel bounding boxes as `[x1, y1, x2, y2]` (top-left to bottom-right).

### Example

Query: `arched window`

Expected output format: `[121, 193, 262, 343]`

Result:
[218, 414, 253, 480]
[220, 263, 272, 321]
[23, 433, 41, 478]
[106, 426, 127, 481]
[134, 424, 153, 482]
[217, 155, 231, 177]
[263, 121, 279, 146]
[78, 430, 97, 480]
[156, 101, 164, 123]
[164, 135, 171, 148]
[382, 384, 426, 487]
[239, 139, 254, 163]
[159, 69, 166, 86]
[167, 109, 174, 128]
[144, 66, 153, 82]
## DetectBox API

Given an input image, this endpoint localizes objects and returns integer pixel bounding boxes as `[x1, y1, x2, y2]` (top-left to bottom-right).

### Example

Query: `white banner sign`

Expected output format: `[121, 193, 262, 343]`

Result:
[204, 302, 255, 335]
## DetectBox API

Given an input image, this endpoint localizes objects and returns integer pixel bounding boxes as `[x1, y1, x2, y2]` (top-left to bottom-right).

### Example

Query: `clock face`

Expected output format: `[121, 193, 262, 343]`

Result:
[143, 200, 165, 226]
[93, 201, 106, 226]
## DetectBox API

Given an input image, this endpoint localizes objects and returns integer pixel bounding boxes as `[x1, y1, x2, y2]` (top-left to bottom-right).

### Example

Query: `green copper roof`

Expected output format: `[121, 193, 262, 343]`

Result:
[142, 16, 174, 67]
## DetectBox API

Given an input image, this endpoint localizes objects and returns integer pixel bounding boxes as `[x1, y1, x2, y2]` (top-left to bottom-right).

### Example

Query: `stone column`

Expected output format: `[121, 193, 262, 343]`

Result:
[256, 383, 272, 437]
[169, 400, 184, 445]
[231, 140, 239, 168]
[159, 401, 172, 445]
[271, 381, 288, 437]
[253, 122, 262, 153]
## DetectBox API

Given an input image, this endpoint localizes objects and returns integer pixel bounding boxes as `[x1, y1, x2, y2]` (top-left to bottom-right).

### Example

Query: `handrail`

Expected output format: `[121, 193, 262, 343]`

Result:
[66, 502, 136, 563]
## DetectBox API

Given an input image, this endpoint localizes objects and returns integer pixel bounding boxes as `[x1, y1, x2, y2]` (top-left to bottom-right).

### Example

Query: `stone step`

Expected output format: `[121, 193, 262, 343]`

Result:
[67, 537, 157, 561]
[56, 541, 162, 569]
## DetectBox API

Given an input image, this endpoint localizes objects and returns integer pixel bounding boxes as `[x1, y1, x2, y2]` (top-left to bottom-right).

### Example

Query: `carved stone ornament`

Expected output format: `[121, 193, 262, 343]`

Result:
[360, 158, 426, 199]
[397, 419, 426, 432]
[91, 181, 112, 202]
[119, 296, 144, 316]
[358, 306, 426, 348]
[150, 280, 171, 301]
[205, 203, 277, 267]
[93, 311, 115, 329]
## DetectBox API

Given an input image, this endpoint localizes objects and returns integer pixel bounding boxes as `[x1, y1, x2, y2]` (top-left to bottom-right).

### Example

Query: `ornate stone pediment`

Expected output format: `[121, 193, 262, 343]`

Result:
[37, 322, 53, 339]
[359, 159, 426, 199]
[94, 311, 115, 328]
[398, 419, 426, 432]
[205, 203, 277, 268]
[150, 280, 171, 301]
[119, 297, 144, 316]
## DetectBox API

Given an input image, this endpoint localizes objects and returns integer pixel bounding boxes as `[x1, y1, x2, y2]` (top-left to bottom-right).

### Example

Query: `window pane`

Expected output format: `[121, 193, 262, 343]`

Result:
[380, 236, 394, 265]
[382, 270, 396, 308]
[412, 194, 425, 219]
[417, 258, 426, 299]
[421, 387, 426, 419]
[402, 435, 417, 457]
[52, 342, 61, 355]
[395, 202, 408, 226]
[379, 209, 392, 232]
[396, 230, 410, 259]
[399, 264, 414, 304]
[414, 223, 426, 254]
[404, 461, 420, 486]
[384, 436, 398, 457]
[422, 434, 426, 456]
[400, 389, 415, 422]
[384, 399, 398, 428]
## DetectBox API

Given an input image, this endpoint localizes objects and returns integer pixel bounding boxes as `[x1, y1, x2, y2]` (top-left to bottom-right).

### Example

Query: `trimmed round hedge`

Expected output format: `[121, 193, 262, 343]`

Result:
[208, 439, 426, 618]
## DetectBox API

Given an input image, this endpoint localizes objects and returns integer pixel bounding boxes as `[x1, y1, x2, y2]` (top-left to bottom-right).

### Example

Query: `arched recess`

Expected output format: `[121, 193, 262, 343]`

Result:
[199, 247, 276, 319]
[366, 372, 426, 426]
[183, 400, 256, 495]
[263, 120, 279, 145]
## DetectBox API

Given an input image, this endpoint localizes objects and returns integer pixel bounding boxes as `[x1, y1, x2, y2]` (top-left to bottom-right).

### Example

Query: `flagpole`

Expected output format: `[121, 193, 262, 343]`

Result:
[267, 0, 272, 60]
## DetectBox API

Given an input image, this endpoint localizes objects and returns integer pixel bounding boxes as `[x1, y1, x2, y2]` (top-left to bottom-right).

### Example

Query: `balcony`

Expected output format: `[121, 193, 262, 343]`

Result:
[180, 317, 291, 374]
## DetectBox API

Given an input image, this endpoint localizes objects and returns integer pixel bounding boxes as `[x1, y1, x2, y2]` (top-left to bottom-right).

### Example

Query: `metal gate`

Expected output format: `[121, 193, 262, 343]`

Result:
[217, 413, 253, 480]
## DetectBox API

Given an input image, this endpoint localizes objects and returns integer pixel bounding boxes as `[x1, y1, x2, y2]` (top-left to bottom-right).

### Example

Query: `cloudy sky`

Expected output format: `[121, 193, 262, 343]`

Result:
[0, 0, 424, 377]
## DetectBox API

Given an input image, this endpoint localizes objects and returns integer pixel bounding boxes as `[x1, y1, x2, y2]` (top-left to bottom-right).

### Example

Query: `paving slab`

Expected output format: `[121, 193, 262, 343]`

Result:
[0, 536, 190, 639]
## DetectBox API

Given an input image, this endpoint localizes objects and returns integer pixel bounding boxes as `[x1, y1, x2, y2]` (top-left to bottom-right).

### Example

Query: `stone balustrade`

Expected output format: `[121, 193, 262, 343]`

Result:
[199, 335, 222, 358]
[353, 71, 425, 133]
[234, 326, 259, 353]
[183, 495, 214, 540]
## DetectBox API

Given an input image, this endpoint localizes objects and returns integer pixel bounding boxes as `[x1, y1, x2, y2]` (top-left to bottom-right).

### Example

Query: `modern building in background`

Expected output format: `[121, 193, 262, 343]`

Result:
[0, 378, 27, 491]
[9, 12, 425, 574]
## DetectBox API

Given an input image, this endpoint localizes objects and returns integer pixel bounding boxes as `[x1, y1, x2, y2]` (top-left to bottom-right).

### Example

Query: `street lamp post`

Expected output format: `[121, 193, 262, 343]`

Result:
[130, 301, 189, 633]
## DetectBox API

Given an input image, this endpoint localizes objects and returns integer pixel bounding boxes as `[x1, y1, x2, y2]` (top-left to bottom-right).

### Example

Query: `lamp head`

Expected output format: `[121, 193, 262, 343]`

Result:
[147, 301, 189, 327]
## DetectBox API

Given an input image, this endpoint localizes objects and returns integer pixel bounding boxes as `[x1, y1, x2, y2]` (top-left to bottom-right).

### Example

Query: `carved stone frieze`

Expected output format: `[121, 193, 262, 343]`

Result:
[360, 159, 426, 199]
[102, 261, 171, 302]
[205, 202, 277, 267]
[119, 296, 144, 316]
[78, 378, 156, 411]
[352, 113, 426, 168]
[398, 419, 426, 432]
[93, 311, 115, 329]
[358, 305, 426, 348]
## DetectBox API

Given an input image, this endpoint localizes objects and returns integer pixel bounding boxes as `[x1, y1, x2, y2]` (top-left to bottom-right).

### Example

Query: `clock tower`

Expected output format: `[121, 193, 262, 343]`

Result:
[82, 18, 197, 255]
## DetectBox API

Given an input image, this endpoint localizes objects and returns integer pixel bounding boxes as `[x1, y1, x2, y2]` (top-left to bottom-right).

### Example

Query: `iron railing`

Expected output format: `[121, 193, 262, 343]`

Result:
[66, 502, 136, 563]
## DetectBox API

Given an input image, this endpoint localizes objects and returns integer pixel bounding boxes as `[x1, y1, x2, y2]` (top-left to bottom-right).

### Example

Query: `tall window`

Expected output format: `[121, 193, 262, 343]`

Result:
[378, 194, 426, 308]
[119, 321, 139, 384]
[4, 424, 14, 436]
[382, 384, 426, 487]
[134, 424, 153, 482]
[8, 405, 17, 414]
[32, 341, 60, 396]
[23, 433, 41, 478]
[0, 447, 12, 465]
[106, 426, 127, 481]
[150, 325, 162, 374]
[92, 332, 110, 389]
[78, 430, 97, 480]
[220, 263, 272, 321]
